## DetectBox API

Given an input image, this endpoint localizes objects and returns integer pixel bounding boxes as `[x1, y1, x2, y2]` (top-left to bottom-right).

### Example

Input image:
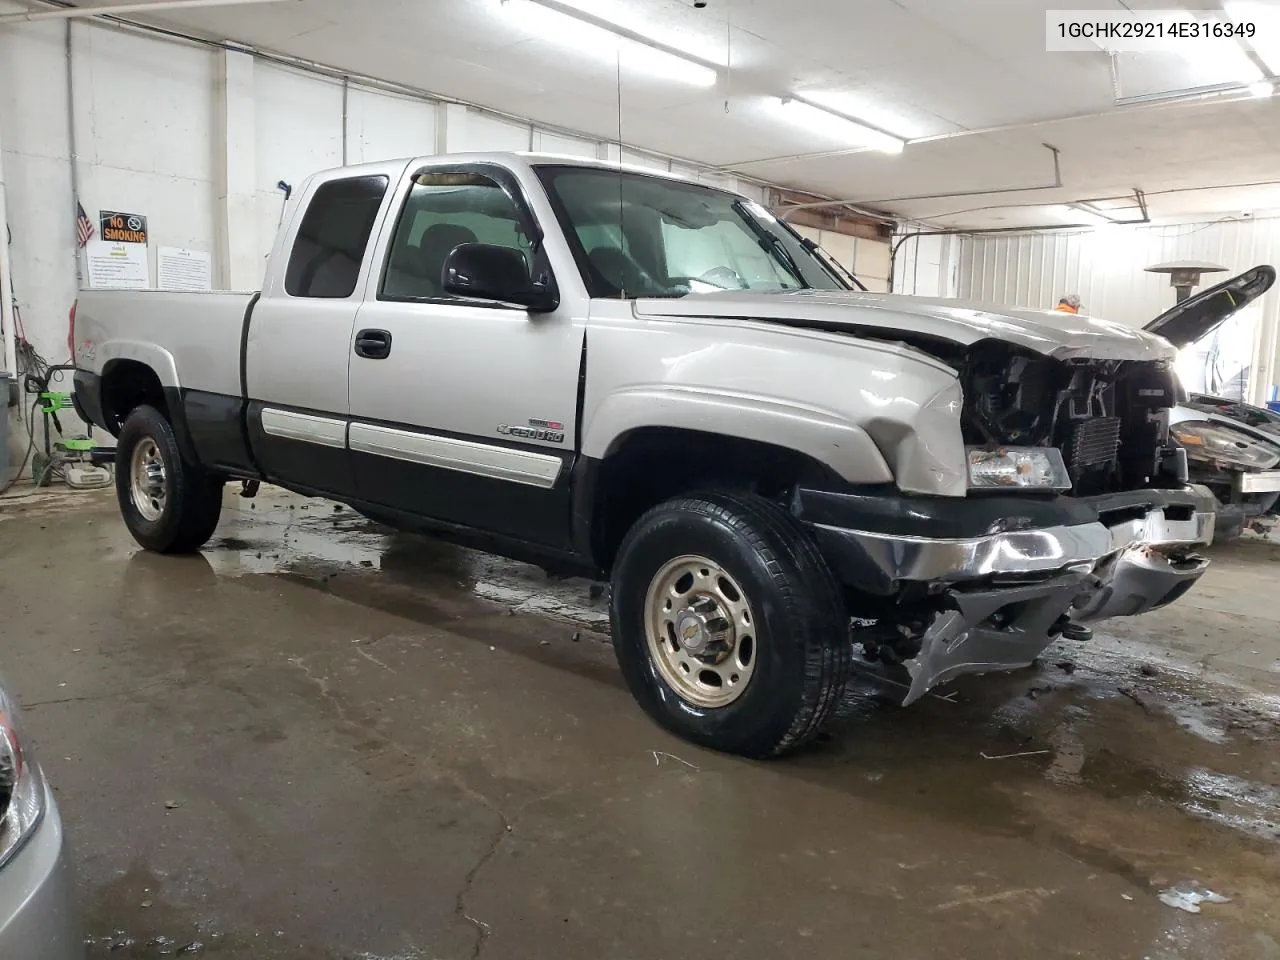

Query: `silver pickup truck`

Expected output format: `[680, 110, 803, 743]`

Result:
[72, 152, 1217, 757]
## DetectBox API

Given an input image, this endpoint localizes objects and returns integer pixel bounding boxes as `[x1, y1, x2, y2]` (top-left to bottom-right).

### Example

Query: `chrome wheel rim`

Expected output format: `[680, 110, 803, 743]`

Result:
[129, 438, 167, 522]
[644, 555, 757, 708]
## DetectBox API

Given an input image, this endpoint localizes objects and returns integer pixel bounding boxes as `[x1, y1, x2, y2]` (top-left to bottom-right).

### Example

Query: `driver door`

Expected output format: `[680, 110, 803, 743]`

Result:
[347, 163, 585, 550]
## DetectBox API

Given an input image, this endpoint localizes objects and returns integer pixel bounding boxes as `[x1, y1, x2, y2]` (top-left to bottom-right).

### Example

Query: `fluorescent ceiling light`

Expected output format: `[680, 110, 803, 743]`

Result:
[546, 0, 728, 65]
[499, 0, 718, 86]
[771, 98, 906, 154]
[798, 90, 919, 140]
[1226, 1, 1280, 75]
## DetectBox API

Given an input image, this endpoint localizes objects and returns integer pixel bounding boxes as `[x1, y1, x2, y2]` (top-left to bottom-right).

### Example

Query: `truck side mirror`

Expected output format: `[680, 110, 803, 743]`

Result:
[442, 243, 558, 312]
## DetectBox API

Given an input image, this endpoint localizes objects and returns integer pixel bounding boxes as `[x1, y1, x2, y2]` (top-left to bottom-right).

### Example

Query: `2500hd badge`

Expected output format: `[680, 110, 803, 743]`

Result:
[497, 418, 565, 443]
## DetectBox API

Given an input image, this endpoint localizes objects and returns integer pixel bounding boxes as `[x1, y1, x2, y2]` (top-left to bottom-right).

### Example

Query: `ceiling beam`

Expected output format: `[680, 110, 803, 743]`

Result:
[0, 0, 292, 25]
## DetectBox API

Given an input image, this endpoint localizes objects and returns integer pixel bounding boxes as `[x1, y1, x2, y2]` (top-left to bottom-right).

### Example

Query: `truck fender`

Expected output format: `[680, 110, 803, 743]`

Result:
[99, 340, 181, 389]
[581, 387, 894, 484]
[98, 346, 202, 466]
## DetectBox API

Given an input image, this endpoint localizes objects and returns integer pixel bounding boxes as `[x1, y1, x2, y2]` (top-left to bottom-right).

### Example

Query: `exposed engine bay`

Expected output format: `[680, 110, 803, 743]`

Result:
[959, 341, 1181, 496]
[829, 339, 1203, 694]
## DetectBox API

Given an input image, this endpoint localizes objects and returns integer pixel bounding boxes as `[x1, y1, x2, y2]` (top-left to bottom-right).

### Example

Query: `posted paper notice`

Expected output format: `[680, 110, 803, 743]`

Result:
[157, 247, 213, 292]
[86, 239, 149, 289]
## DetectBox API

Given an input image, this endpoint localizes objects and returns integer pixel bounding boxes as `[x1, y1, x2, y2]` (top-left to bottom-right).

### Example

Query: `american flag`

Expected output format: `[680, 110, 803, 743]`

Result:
[76, 202, 94, 248]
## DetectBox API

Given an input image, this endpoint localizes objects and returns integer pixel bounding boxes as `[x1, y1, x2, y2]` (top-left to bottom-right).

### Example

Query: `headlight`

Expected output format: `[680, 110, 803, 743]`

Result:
[966, 446, 1071, 491]
[1170, 420, 1280, 470]
[0, 685, 45, 869]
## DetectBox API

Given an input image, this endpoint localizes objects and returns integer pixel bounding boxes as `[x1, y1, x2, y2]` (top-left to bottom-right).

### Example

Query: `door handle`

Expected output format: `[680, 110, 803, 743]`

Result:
[354, 328, 392, 360]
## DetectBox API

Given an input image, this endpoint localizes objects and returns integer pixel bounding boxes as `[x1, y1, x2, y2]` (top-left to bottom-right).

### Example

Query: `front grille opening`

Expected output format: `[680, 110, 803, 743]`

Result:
[1065, 417, 1122, 496]
[1068, 417, 1121, 471]
[960, 349, 1176, 497]
[1096, 505, 1151, 527]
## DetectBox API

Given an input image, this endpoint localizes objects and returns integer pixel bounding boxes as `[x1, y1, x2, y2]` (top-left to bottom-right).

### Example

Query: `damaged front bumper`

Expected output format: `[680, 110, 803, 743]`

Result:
[795, 485, 1216, 704]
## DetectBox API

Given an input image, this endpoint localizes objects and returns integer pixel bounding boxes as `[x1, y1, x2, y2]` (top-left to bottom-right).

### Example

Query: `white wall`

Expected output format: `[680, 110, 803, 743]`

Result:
[948, 219, 1280, 404]
[892, 233, 958, 298]
[533, 129, 597, 157]
[1, 13, 74, 371]
[795, 225, 891, 292]
[253, 63, 343, 271]
[0, 15, 221, 368]
[0, 14, 777, 374]
[346, 87, 438, 165]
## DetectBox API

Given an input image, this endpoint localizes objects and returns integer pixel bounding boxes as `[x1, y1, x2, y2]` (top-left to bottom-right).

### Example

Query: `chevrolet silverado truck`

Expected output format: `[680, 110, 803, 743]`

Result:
[71, 152, 1216, 758]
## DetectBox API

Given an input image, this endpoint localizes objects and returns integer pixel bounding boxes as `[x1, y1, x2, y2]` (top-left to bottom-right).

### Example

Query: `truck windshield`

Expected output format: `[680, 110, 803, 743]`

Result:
[535, 165, 850, 299]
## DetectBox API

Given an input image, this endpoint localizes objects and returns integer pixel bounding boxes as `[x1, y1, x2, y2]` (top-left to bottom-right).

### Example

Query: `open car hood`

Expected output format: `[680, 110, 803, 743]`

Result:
[1143, 265, 1276, 348]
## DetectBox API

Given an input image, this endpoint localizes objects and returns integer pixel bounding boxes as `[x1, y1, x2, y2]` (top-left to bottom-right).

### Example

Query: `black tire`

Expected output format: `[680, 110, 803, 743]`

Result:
[610, 491, 851, 758]
[115, 405, 223, 553]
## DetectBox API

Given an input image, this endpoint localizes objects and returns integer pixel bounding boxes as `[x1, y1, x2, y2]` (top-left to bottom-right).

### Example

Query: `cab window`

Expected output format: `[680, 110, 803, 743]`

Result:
[284, 176, 388, 298]
[382, 171, 534, 301]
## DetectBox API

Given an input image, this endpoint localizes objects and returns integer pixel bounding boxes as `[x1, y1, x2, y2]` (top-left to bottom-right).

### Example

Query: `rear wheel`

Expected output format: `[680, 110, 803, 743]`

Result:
[610, 491, 851, 758]
[115, 405, 223, 553]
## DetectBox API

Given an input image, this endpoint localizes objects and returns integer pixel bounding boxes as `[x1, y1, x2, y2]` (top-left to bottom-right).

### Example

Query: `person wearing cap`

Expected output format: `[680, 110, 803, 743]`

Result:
[1055, 294, 1081, 314]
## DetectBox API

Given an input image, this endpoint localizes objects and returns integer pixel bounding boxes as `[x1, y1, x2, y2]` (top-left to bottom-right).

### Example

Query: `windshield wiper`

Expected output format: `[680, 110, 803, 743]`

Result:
[800, 237, 867, 291]
[732, 201, 809, 289]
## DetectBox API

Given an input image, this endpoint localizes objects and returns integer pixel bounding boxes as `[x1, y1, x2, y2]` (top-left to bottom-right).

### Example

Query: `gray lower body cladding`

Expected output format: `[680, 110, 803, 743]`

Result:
[795, 485, 1216, 703]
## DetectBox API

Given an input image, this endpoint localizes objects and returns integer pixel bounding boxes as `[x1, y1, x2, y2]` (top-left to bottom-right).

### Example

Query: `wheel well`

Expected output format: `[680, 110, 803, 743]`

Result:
[587, 427, 843, 572]
[101, 360, 167, 433]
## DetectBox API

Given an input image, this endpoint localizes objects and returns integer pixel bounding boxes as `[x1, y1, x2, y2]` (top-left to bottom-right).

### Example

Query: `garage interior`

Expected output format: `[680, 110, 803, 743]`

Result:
[2, 0, 1280, 957]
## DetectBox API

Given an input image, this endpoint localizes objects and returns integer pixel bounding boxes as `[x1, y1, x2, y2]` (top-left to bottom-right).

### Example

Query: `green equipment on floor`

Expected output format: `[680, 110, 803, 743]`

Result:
[28, 369, 114, 490]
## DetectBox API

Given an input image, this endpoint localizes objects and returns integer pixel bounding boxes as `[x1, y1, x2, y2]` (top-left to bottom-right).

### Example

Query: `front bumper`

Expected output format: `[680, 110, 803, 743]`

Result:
[796, 485, 1216, 704]
[0, 782, 82, 960]
[1238, 469, 1280, 494]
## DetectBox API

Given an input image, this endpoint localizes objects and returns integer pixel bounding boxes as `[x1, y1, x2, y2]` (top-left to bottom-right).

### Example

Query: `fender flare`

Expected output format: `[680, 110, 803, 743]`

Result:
[99, 340, 181, 389]
[99, 348, 201, 465]
[581, 387, 894, 484]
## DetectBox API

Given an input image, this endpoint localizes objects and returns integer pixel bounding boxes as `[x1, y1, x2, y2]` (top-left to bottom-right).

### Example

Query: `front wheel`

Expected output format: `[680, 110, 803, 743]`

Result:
[115, 405, 224, 553]
[610, 491, 851, 758]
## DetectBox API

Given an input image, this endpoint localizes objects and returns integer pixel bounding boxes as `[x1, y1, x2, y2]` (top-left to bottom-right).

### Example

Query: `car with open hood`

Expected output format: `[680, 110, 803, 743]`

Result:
[1143, 265, 1280, 540]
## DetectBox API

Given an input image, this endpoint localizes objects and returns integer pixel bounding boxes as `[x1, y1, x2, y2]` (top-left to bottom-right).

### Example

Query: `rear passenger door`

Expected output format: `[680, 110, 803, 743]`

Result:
[245, 164, 405, 499]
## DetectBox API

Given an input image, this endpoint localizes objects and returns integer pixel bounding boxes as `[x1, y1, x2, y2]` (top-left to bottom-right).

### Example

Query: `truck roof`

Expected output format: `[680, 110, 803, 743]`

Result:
[309, 151, 729, 191]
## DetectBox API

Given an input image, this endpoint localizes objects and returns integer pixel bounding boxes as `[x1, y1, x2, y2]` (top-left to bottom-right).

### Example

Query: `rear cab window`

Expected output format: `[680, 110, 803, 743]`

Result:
[285, 175, 389, 298]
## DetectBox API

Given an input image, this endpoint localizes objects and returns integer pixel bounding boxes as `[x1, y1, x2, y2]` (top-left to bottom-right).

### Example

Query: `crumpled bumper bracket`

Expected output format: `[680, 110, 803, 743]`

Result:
[902, 571, 1094, 705]
[811, 487, 1217, 704]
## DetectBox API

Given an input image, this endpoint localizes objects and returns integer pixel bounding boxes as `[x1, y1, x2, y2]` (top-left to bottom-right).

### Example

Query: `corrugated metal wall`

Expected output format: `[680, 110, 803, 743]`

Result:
[955, 217, 1280, 403]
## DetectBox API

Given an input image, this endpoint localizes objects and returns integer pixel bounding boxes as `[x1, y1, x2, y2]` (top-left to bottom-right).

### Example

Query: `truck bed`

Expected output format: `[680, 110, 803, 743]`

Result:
[75, 289, 258, 399]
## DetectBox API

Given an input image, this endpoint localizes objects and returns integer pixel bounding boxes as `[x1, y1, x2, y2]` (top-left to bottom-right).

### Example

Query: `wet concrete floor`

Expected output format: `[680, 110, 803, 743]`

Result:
[1, 486, 1279, 959]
